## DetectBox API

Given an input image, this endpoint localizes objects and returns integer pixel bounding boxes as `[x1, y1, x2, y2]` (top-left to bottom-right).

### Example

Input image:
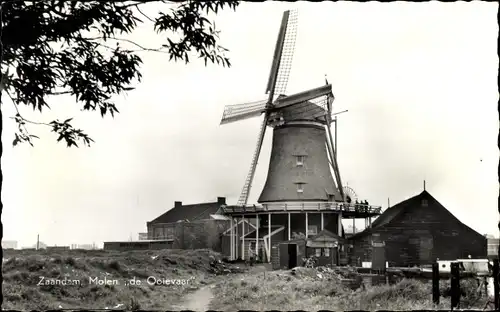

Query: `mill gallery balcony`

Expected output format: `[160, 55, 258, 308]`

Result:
[220, 201, 382, 218]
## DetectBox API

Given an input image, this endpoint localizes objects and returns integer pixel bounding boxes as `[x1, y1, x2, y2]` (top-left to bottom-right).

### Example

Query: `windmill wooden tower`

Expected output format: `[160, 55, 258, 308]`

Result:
[219, 10, 381, 265]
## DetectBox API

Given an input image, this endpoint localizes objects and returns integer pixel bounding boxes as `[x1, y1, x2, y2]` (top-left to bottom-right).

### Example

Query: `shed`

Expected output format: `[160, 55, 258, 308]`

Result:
[349, 190, 487, 267]
[274, 230, 346, 270]
[306, 229, 345, 266]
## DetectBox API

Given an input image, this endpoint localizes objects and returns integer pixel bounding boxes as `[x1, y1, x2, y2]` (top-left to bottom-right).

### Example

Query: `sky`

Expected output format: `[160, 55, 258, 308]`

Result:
[1, 1, 498, 248]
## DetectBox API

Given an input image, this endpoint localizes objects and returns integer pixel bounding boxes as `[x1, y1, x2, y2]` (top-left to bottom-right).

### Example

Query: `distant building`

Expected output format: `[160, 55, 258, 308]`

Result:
[2, 240, 18, 249]
[70, 243, 96, 250]
[46, 246, 70, 251]
[488, 238, 499, 258]
[349, 190, 487, 267]
[29, 241, 47, 249]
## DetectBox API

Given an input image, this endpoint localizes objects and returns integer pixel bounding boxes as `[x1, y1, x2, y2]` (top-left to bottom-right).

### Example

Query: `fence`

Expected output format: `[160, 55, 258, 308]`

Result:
[431, 259, 499, 310]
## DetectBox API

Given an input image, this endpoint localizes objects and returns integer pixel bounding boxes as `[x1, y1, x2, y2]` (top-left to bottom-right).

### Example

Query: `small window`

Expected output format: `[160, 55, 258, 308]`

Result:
[324, 248, 330, 257]
[422, 199, 428, 207]
[297, 183, 304, 193]
[315, 248, 321, 257]
[308, 225, 318, 235]
[296, 155, 304, 167]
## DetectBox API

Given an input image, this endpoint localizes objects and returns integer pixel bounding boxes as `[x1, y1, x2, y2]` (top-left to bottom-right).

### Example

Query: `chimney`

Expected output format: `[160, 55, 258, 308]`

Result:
[217, 197, 226, 205]
[174, 201, 182, 208]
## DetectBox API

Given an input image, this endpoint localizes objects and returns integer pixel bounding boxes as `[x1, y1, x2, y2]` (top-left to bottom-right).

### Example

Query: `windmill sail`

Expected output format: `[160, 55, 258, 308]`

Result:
[235, 10, 299, 206]
[265, 10, 299, 103]
[271, 10, 298, 99]
[236, 115, 269, 205]
[273, 84, 332, 109]
[220, 99, 268, 125]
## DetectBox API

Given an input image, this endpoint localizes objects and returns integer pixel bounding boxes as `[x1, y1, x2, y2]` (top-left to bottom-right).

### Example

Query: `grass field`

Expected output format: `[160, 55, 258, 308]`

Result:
[2, 249, 493, 311]
[209, 268, 491, 311]
[1, 248, 238, 310]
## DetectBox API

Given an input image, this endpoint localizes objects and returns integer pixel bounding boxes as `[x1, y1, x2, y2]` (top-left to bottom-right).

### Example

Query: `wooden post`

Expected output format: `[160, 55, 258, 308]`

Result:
[242, 215, 246, 260]
[305, 212, 309, 238]
[235, 217, 239, 260]
[230, 217, 234, 260]
[450, 262, 460, 309]
[432, 262, 440, 305]
[288, 213, 291, 240]
[321, 212, 324, 231]
[36, 234, 39, 250]
[268, 213, 271, 263]
[494, 258, 499, 310]
[353, 218, 356, 234]
[256, 215, 259, 262]
[338, 212, 342, 237]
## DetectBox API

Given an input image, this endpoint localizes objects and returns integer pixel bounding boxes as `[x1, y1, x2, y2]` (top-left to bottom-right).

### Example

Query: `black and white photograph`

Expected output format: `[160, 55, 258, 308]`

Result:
[1, 0, 498, 310]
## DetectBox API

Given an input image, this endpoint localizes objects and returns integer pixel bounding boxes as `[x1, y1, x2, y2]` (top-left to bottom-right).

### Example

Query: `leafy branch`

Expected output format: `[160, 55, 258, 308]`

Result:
[1, 0, 239, 147]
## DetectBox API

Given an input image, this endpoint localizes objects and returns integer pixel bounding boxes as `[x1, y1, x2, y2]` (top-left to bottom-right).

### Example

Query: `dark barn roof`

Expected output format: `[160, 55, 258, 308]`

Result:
[350, 190, 482, 240]
[149, 197, 226, 224]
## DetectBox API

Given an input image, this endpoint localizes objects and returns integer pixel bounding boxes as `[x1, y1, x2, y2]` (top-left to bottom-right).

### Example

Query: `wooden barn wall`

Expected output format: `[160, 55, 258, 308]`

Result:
[306, 247, 337, 266]
[349, 235, 372, 266]
[147, 219, 231, 251]
[350, 203, 487, 267]
[270, 230, 288, 265]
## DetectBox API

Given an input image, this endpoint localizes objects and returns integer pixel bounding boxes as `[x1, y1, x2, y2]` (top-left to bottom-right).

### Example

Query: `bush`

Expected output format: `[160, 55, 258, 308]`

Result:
[128, 297, 141, 310]
[65, 257, 76, 266]
[108, 260, 121, 271]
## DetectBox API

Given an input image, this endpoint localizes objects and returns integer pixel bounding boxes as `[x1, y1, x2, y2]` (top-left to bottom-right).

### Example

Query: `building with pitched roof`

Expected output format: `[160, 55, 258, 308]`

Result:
[146, 197, 224, 236]
[148, 197, 255, 251]
[348, 190, 487, 267]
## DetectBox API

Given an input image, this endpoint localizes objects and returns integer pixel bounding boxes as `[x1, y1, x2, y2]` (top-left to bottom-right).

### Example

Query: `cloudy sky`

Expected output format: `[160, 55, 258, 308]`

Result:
[2, 1, 498, 248]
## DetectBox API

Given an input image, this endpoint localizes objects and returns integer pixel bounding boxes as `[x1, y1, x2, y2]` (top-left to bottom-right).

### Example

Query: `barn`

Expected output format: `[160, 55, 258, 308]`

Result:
[105, 196, 258, 252]
[146, 196, 254, 252]
[349, 190, 487, 267]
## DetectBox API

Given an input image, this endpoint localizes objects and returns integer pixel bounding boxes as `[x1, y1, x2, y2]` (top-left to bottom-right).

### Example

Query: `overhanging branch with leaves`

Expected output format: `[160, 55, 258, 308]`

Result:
[1, 0, 239, 147]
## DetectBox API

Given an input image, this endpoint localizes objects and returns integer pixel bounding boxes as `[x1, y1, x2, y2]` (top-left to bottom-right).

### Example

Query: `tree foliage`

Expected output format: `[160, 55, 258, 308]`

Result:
[1, 0, 239, 147]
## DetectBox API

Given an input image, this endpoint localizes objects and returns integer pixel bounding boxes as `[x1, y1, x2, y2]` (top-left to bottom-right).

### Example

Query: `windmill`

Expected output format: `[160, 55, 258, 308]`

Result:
[220, 10, 345, 206]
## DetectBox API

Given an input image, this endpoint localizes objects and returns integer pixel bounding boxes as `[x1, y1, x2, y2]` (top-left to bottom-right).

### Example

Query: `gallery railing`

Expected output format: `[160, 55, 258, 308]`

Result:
[220, 201, 382, 215]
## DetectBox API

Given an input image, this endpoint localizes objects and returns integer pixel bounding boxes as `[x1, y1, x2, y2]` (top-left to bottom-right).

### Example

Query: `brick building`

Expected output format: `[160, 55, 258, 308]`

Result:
[105, 197, 256, 252]
[348, 190, 487, 267]
[147, 197, 227, 240]
[147, 197, 255, 251]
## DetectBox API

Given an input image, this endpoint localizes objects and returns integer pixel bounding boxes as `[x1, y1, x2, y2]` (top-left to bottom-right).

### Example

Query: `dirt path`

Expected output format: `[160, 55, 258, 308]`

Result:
[175, 285, 214, 311]
[173, 264, 271, 311]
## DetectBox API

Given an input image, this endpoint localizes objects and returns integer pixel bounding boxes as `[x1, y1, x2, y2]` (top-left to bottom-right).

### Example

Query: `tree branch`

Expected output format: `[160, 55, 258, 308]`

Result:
[133, 4, 156, 23]
[83, 36, 170, 54]
[48, 90, 72, 96]
[5, 90, 51, 127]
